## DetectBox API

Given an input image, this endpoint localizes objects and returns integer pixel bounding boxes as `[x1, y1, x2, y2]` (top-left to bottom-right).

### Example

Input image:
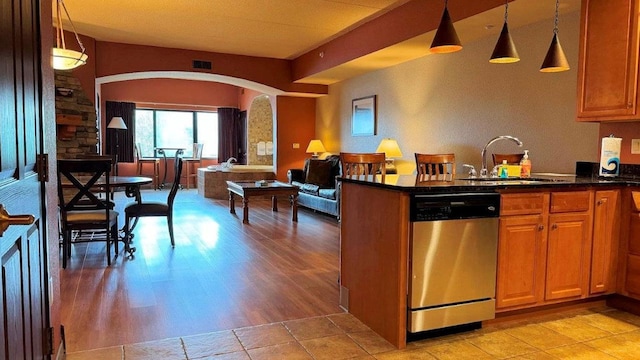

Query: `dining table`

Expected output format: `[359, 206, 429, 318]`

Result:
[155, 147, 185, 189]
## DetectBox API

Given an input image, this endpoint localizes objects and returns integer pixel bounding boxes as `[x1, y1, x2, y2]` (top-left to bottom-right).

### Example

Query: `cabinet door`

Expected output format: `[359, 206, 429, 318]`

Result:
[546, 212, 593, 300]
[590, 190, 620, 295]
[496, 215, 546, 309]
[577, 0, 640, 120]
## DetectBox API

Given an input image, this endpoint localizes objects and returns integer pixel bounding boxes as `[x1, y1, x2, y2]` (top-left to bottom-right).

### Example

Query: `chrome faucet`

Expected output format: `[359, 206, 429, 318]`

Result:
[480, 135, 523, 177]
[222, 157, 237, 168]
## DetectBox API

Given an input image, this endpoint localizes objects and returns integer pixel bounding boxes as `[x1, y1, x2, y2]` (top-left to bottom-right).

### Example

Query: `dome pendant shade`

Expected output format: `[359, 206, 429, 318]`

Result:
[52, 0, 88, 70]
[489, 22, 520, 63]
[52, 47, 88, 70]
[430, 7, 462, 54]
[540, 33, 570, 72]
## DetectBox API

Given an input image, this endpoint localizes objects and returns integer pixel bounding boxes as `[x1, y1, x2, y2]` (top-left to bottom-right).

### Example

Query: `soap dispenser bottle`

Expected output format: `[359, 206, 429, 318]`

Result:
[500, 160, 509, 178]
[520, 150, 531, 178]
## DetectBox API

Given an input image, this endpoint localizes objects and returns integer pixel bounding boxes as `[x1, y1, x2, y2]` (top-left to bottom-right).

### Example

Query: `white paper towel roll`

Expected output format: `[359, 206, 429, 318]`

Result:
[599, 137, 622, 177]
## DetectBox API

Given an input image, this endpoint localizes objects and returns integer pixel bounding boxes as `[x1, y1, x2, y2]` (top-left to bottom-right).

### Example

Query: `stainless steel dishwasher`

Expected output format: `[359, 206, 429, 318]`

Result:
[408, 192, 500, 333]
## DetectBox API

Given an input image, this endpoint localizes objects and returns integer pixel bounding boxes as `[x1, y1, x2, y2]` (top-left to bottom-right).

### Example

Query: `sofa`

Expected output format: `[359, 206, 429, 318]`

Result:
[287, 155, 341, 218]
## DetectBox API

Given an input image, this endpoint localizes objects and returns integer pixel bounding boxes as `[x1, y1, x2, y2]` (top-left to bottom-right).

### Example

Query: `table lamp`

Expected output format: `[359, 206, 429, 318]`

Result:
[376, 138, 403, 173]
[306, 140, 326, 158]
[107, 116, 127, 175]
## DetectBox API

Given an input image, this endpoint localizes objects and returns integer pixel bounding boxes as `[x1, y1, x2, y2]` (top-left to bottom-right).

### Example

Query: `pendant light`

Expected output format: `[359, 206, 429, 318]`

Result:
[52, 0, 88, 70]
[430, 0, 462, 54]
[489, 0, 520, 63]
[540, 0, 569, 72]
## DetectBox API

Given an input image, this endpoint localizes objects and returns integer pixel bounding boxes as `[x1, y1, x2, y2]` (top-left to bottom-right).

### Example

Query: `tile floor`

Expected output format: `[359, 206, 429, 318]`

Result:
[65, 306, 640, 360]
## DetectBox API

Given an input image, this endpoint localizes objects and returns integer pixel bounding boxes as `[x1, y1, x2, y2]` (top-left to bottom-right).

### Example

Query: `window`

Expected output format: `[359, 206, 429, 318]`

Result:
[135, 109, 218, 159]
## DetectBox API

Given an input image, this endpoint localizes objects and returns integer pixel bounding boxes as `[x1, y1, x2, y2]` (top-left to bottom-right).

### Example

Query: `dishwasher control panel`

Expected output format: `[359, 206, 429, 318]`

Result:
[410, 192, 500, 221]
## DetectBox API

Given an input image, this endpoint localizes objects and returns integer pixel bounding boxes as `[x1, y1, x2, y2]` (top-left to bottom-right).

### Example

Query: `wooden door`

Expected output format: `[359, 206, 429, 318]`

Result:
[496, 215, 547, 310]
[577, 0, 640, 120]
[0, 0, 50, 358]
[545, 212, 593, 301]
[590, 190, 620, 295]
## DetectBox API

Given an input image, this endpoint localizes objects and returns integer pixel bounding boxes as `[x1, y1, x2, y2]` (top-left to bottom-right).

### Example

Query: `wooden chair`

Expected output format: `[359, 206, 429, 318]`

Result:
[414, 153, 456, 181]
[124, 158, 184, 252]
[340, 152, 386, 179]
[135, 143, 160, 190]
[182, 143, 204, 189]
[492, 153, 524, 166]
[57, 158, 120, 268]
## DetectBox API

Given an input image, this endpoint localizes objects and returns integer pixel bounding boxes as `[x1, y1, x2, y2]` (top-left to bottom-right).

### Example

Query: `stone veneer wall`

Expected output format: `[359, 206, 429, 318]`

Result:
[247, 95, 274, 165]
[55, 71, 98, 159]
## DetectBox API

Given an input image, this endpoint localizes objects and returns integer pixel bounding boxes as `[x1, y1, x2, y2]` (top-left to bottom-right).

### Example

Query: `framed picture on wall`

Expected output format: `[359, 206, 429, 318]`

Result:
[351, 95, 376, 136]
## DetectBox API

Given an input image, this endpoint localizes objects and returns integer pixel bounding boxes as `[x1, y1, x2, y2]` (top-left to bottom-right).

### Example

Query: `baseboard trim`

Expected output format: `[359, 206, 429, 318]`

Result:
[485, 297, 609, 326]
[607, 294, 640, 316]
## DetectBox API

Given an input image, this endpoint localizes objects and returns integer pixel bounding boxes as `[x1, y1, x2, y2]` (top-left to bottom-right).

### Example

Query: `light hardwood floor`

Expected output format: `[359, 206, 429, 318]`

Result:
[60, 188, 342, 353]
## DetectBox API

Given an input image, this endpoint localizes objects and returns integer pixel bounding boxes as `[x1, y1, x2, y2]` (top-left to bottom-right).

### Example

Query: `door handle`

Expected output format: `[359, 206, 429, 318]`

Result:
[0, 205, 35, 237]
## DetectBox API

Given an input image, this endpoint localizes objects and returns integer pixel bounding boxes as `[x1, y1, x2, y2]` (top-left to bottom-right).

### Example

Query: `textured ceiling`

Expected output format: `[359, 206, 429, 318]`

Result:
[55, 0, 580, 85]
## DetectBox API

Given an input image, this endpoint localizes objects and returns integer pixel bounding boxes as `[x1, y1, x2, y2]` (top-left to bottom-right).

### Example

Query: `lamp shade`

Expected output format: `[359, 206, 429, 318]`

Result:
[107, 116, 127, 130]
[540, 33, 570, 72]
[306, 140, 326, 154]
[376, 138, 403, 158]
[489, 22, 520, 63]
[430, 6, 462, 54]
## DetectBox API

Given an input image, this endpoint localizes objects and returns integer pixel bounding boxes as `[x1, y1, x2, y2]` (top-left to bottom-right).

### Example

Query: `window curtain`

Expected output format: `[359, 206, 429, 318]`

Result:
[105, 101, 135, 163]
[218, 107, 240, 163]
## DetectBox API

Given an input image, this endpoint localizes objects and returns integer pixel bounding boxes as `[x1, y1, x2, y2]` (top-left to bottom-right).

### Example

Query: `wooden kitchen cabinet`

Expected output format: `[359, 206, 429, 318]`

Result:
[590, 190, 621, 295]
[545, 212, 593, 300]
[497, 190, 594, 311]
[626, 191, 640, 297]
[497, 193, 549, 310]
[496, 214, 547, 308]
[577, 0, 640, 121]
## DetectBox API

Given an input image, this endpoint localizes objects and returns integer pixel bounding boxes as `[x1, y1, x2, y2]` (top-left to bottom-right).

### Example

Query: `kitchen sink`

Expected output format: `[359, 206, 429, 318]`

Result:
[460, 177, 562, 182]
[458, 177, 569, 184]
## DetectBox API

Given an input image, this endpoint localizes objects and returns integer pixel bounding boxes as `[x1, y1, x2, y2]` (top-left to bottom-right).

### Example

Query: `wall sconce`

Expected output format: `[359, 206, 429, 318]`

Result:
[53, 0, 88, 70]
[376, 138, 403, 174]
[306, 140, 326, 158]
[55, 87, 74, 97]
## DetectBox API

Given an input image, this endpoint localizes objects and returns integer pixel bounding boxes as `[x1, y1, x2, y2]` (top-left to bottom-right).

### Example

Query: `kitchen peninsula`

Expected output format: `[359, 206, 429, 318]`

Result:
[339, 173, 640, 349]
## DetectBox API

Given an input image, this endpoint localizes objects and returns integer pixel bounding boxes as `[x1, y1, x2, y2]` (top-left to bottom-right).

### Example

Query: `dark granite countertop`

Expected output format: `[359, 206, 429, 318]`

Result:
[339, 173, 640, 194]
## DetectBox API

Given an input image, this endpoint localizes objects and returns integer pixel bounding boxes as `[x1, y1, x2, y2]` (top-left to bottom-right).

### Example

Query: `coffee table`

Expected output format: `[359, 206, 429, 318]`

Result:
[226, 180, 299, 224]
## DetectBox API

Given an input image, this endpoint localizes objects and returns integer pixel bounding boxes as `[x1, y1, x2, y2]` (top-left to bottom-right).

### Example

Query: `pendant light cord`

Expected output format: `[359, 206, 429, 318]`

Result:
[553, 0, 560, 35]
[504, 0, 509, 24]
[56, 0, 86, 54]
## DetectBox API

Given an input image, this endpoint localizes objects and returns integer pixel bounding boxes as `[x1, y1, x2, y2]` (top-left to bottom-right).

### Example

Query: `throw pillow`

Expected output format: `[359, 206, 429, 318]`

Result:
[305, 159, 334, 188]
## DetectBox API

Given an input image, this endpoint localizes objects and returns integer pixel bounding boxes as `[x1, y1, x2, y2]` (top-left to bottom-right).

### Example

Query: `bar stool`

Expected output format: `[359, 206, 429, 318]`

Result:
[135, 143, 160, 189]
[414, 153, 456, 181]
[182, 143, 204, 189]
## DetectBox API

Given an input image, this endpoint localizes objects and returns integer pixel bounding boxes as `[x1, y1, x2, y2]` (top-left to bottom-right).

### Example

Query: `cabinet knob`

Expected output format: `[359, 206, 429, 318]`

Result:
[551, 223, 558, 230]
[538, 224, 544, 231]
[597, 200, 603, 206]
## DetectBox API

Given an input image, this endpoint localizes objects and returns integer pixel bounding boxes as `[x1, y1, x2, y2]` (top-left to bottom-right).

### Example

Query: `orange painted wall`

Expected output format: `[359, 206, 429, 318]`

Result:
[100, 78, 241, 177]
[599, 122, 640, 165]
[276, 96, 317, 180]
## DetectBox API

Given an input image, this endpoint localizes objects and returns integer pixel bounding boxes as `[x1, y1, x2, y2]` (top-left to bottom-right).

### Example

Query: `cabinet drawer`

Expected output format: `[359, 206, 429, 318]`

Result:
[501, 193, 546, 216]
[550, 191, 591, 213]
